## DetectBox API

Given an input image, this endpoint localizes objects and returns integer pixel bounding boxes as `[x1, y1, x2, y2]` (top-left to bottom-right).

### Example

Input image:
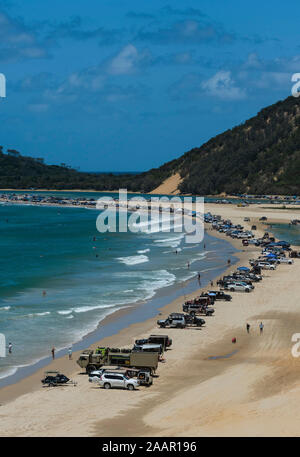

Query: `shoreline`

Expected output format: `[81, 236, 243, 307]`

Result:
[0, 227, 239, 400]
[0, 203, 299, 436]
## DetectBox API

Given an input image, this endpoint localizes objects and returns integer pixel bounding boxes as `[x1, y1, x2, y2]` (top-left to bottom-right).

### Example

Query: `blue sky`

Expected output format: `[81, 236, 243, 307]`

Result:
[0, 0, 299, 171]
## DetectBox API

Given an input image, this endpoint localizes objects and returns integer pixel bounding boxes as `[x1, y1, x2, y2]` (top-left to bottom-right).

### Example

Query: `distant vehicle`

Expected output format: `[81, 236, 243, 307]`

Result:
[256, 262, 276, 270]
[157, 313, 205, 328]
[242, 239, 249, 246]
[277, 257, 294, 264]
[157, 315, 186, 328]
[224, 282, 253, 292]
[41, 371, 70, 387]
[208, 291, 232, 301]
[244, 217, 250, 222]
[259, 216, 268, 221]
[77, 348, 159, 374]
[182, 302, 214, 316]
[133, 343, 163, 354]
[148, 335, 172, 350]
[98, 373, 139, 390]
[89, 368, 153, 386]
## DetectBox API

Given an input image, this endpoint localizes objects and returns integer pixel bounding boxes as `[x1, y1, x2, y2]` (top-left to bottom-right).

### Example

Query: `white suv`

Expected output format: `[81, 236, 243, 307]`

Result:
[257, 262, 276, 270]
[225, 282, 253, 292]
[99, 373, 139, 390]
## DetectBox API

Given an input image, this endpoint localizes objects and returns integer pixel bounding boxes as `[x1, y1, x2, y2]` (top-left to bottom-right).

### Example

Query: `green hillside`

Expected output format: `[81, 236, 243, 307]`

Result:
[1, 95, 300, 195]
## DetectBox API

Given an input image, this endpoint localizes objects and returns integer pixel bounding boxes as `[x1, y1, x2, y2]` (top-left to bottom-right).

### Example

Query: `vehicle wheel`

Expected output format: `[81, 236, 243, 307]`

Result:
[230, 288, 235, 292]
[87, 365, 97, 374]
[104, 383, 111, 389]
[245, 289, 250, 293]
[127, 384, 134, 391]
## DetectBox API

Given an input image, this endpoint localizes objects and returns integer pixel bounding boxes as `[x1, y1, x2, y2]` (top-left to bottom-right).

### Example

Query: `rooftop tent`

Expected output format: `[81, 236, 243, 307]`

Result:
[237, 266, 250, 271]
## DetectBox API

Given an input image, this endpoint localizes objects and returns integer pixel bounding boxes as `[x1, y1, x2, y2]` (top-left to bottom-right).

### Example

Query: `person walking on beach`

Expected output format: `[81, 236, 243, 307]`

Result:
[227, 259, 231, 265]
[8, 342, 12, 354]
[259, 322, 264, 335]
[210, 280, 213, 287]
[51, 347, 55, 360]
[68, 347, 72, 360]
[246, 323, 250, 334]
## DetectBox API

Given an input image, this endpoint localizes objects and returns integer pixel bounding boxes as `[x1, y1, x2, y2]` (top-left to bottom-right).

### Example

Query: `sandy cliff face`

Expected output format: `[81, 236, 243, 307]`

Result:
[150, 173, 182, 195]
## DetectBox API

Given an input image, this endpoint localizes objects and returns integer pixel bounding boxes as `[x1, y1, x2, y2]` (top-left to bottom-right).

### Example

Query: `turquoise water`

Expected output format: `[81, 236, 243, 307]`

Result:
[0, 202, 235, 380]
[267, 223, 300, 246]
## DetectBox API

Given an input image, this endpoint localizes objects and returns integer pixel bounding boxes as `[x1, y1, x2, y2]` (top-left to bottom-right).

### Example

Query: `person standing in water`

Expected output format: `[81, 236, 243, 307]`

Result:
[197, 272, 201, 284]
[187, 261, 190, 269]
[8, 342, 12, 354]
[51, 347, 55, 360]
[68, 347, 72, 360]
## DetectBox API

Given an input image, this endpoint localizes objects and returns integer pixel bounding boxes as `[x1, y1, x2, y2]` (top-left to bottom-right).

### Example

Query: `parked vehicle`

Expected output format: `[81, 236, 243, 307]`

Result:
[182, 302, 214, 316]
[148, 335, 172, 350]
[223, 282, 253, 292]
[133, 343, 163, 354]
[256, 262, 276, 270]
[98, 373, 140, 390]
[169, 313, 206, 326]
[89, 368, 153, 386]
[157, 315, 185, 328]
[277, 257, 294, 264]
[208, 291, 232, 301]
[77, 348, 159, 374]
[157, 313, 205, 328]
[41, 371, 70, 387]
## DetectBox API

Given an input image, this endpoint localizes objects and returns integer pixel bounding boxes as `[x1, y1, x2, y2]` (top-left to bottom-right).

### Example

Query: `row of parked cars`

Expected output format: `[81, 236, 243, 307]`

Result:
[85, 334, 173, 390]
[84, 213, 295, 391]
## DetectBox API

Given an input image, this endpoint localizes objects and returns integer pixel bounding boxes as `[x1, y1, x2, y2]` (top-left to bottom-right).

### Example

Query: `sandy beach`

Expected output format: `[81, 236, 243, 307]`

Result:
[0, 202, 299, 437]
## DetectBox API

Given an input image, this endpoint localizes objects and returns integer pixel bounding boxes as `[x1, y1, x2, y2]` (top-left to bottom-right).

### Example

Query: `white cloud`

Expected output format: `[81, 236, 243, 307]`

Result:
[108, 44, 140, 75]
[201, 71, 246, 100]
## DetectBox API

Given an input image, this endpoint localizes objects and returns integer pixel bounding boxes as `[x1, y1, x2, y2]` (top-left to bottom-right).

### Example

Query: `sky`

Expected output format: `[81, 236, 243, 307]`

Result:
[0, 0, 299, 171]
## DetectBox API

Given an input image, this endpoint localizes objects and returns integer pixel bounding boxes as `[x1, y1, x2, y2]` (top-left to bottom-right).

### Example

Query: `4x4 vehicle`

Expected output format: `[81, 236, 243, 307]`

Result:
[224, 282, 253, 292]
[41, 371, 70, 386]
[208, 291, 232, 301]
[90, 368, 153, 386]
[133, 343, 163, 354]
[157, 313, 205, 328]
[182, 302, 214, 316]
[223, 275, 253, 286]
[256, 262, 276, 270]
[170, 312, 206, 327]
[157, 315, 186, 328]
[135, 335, 172, 351]
[276, 257, 293, 264]
[98, 373, 140, 390]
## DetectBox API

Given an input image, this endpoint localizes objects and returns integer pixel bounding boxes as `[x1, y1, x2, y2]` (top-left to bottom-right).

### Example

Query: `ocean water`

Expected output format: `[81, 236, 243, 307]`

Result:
[0, 202, 235, 380]
[267, 223, 300, 246]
